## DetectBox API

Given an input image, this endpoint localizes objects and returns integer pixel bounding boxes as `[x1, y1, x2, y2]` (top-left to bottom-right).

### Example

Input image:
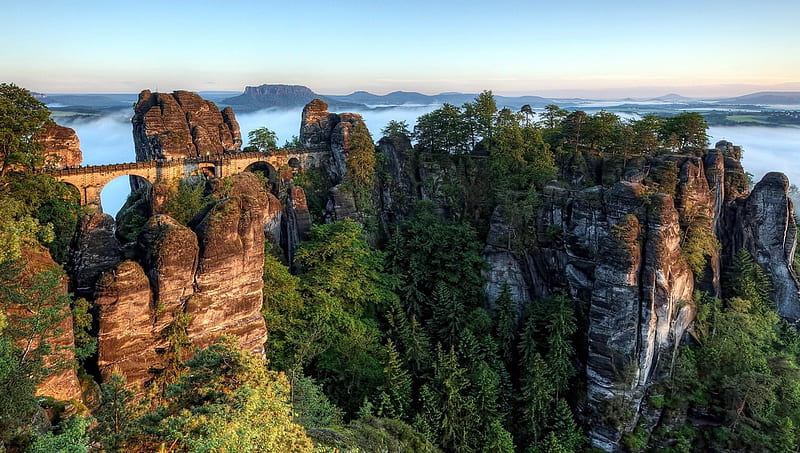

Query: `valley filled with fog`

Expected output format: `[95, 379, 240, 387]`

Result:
[57, 107, 800, 217]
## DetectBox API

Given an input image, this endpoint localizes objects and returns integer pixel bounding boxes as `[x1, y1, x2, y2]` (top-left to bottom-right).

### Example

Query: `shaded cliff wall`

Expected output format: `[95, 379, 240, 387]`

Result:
[377, 137, 800, 450]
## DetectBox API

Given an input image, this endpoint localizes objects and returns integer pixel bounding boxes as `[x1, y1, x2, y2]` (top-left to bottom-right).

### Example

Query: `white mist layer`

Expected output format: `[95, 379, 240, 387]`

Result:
[56, 111, 135, 216]
[54, 107, 800, 217]
[709, 126, 800, 188]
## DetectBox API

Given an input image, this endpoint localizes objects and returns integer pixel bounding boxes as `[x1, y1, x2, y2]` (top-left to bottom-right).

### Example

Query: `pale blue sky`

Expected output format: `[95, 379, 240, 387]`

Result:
[2, 0, 799, 97]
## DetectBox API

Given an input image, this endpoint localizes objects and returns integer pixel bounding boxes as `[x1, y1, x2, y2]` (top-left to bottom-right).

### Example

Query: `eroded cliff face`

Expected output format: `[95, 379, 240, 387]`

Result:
[68, 213, 121, 299]
[378, 138, 800, 450]
[16, 246, 82, 401]
[35, 122, 82, 168]
[89, 173, 269, 387]
[299, 99, 371, 225]
[131, 90, 242, 161]
[722, 172, 800, 319]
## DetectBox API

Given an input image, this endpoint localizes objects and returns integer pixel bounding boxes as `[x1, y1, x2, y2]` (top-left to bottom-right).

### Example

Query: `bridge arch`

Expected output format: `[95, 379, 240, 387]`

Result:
[100, 175, 153, 216]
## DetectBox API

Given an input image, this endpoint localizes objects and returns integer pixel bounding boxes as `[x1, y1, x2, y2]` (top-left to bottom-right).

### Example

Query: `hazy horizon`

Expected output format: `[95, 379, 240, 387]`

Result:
[4, 1, 798, 97]
[27, 81, 800, 100]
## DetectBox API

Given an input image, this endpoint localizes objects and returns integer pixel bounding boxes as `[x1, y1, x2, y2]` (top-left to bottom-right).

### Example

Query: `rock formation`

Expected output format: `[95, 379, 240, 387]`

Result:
[723, 172, 800, 319]
[132, 90, 241, 161]
[299, 99, 363, 185]
[16, 245, 82, 401]
[93, 173, 269, 386]
[35, 122, 83, 168]
[68, 213, 121, 299]
[376, 136, 800, 450]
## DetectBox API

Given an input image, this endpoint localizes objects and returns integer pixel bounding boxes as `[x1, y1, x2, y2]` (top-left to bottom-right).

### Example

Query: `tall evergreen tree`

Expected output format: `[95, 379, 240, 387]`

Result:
[378, 340, 412, 420]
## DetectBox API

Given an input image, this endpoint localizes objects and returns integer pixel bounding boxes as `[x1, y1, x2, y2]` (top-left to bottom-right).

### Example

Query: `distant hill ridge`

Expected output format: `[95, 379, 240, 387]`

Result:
[223, 84, 557, 110]
[222, 84, 362, 111]
[719, 91, 800, 105]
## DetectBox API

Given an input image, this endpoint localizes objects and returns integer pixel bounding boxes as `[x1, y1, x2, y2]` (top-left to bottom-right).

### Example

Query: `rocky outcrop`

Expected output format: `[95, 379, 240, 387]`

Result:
[299, 99, 365, 185]
[137, 215, 199, 330]
[300, 99, 338, 152]
[723, 172, 800, 319]
[525, 181, 696, 449]
[132, 90, 242, 161]
[192, 173, 269, 353]
[282, 184, 312, 265]
[68, 213, 121, 299]
[36, 122, 82, 168]
[482, 209, 530, 312]
[95, 260, 158, 385]
[16, 245, 82, 402]
[93, 173, 270, 387]
[377, 134, 417, 229]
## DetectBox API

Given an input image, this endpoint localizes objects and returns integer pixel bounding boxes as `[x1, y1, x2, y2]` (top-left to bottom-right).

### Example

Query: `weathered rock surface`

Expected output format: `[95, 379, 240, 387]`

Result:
[132, 90, 241, 161]
[16, 245, 82, 401]
[92, 173, 271, 387]
[299, 99, 364, 185]
[36, 122, 82, 168]
[192, 173, 269, 353]
[377, 135, 417, 228]
[723, 172, 800, 319]
[516, 148, 798, 450]
[300, 99, 338, 152]
[95, 260, 158, 385]
[137, 215, 199, 330]
[68, 213, 121, 299]
[282, 184, 311, 265]
[482, 209, 530, 312]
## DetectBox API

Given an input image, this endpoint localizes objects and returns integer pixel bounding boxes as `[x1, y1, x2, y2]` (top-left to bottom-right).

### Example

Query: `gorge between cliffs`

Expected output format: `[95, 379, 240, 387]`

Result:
[4, 87, 800, 453]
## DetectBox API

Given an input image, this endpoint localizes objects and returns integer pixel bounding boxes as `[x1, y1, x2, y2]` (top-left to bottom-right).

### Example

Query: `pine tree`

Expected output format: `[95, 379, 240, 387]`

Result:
[726, 248, 772, 310]
[481, 419, 515, 453]
[546, 296, 577, 396]
[404, 314, 432, 376]
[377, 340, 412, 420]
[431, 282, 466, 347]
[518, 352, 555, 444]
[431, 347, 478, 451]
[493, 284, 518, 365]
[94, 373, 135, 452]
[547, 399, 583, 452]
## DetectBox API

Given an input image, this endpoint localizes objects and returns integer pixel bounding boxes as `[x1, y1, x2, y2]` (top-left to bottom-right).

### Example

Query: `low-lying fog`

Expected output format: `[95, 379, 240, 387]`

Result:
[57, 108, 800, 218]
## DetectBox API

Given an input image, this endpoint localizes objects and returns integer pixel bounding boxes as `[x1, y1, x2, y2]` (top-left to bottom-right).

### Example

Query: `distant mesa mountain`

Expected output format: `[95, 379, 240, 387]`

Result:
[718, 91, 800, 105]
[648, 93, 696, 102]
[222, 84, 362, 111]
[328, 90, 553, 108]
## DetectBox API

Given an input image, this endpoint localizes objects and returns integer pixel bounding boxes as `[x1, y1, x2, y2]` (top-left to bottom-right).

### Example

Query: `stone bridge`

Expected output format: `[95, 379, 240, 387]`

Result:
[51, 150, 327, 209]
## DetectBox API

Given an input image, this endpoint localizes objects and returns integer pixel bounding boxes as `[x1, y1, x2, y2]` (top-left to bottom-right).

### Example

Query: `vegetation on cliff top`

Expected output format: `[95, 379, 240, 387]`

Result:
[2, 84, 799, 452]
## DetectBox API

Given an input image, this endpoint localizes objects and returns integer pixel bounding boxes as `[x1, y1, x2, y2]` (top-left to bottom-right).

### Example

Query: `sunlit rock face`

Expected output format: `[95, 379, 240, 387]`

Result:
[300, 99, 364, 185]
[131, 90, 241, 161]
[92, 173, 269, 388]
[35, 122, 83, 168]
[14, 245, 83, 402]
